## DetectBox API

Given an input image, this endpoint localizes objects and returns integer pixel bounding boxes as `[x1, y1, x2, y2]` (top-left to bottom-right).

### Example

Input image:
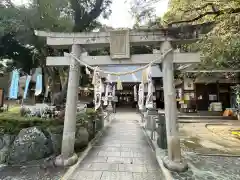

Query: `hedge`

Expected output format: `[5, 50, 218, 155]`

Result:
[0, 108, 99, 135]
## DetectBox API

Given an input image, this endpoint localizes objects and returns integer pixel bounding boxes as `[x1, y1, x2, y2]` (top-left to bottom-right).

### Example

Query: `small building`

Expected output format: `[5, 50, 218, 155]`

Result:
[176, 74, 240, 113]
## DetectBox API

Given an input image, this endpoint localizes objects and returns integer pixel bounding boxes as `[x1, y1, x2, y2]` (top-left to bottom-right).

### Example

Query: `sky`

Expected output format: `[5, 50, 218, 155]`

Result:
[13, 0, 169, 28]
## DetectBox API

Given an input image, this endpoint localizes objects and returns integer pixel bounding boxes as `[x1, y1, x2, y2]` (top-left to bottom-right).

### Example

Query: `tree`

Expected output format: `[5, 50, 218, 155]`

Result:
[163, 0, 240, 70]
[0, 0, 112, 104]
[130, 0, 240, 70]
[70, 0, 112, 32]
[128, 0, 160, 27]
[0, 34, 36, 73]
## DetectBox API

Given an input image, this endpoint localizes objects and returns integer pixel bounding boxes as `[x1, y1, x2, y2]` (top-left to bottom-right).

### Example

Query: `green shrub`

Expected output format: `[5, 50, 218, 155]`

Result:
[0, 111, 62, 135]
[76, 108, 99, 126]
[0, 108, 99, 135]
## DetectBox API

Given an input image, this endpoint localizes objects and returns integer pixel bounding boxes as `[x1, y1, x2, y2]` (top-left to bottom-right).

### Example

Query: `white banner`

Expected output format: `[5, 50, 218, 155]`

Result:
[138, 83, 144, 110]
[23, 75, 32, 99]
[145, 66, 153, 109]
[35, 73, 43, 96]
[112, 85, 117, 102]
[104, 83, 110, 106]
[94, 68, 102, 111]
[134, 85, 137, 102]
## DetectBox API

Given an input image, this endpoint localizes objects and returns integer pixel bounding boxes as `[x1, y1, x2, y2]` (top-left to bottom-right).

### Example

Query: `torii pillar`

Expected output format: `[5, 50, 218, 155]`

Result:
[55, 44, 81, 166]
[161, 41, 188, 171]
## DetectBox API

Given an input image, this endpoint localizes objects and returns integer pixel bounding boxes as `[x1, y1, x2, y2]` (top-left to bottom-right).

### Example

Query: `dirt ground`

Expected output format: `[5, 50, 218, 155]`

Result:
[179, 121, 240, 155]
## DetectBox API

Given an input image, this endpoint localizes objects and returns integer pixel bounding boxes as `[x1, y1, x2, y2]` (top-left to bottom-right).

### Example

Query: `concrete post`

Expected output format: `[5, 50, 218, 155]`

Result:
[161, 41, 188, 172]
[55, 44, 81, 166]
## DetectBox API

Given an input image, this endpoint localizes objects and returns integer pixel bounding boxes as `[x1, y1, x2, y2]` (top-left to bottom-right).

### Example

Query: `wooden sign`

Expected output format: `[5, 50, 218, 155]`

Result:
[184, 78, 194, 90]
[110, 29, 130, 59]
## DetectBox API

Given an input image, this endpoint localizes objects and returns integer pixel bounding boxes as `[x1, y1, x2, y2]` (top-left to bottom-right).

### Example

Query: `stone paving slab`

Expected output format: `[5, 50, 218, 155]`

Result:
[68, 112, 164, 180]
[71, 171, 103, 180]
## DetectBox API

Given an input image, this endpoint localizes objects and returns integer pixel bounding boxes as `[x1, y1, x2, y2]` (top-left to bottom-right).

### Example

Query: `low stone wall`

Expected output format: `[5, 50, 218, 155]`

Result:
[0, 107, 107, 165]
[0, 123, 97, 165]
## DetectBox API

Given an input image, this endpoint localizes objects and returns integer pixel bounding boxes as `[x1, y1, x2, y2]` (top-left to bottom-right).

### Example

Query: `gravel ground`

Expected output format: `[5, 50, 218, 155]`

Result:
[0, 158, 68, 180]
[171, 152, 240, 180]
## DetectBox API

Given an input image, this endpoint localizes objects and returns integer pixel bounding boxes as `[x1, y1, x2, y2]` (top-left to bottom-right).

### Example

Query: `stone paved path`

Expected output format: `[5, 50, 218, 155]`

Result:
[68, 112, 164, 180]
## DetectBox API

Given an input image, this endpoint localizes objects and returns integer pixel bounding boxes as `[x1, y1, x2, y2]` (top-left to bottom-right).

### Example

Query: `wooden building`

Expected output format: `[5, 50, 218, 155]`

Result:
[176, 74, 240, 113]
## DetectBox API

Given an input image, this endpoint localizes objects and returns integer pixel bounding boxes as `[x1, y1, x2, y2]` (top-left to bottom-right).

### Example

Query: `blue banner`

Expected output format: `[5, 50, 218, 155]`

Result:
[9, 70, 20, 99]
[35, 73, 42, 96]
[23, 75, 31, 99]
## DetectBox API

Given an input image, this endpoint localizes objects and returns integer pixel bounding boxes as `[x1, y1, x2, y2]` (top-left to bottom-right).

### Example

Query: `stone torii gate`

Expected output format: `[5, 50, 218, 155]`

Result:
[34, 29, 200, 171]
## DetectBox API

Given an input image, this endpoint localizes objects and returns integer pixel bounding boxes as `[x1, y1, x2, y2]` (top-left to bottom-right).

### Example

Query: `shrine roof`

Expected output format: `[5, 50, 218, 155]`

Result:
[101, 65, 162, 82]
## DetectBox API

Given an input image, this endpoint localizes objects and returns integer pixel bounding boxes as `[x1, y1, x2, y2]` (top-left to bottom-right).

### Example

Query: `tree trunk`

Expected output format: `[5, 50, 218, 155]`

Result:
[43, 67, 49, 101]
[58, 68, 68, 90]
[52, 70, 69, 106]
[46, 68, 57, 104]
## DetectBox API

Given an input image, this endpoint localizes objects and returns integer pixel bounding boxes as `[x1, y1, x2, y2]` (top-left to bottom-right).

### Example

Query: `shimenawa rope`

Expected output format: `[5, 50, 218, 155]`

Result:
[66, 48, 173, 76]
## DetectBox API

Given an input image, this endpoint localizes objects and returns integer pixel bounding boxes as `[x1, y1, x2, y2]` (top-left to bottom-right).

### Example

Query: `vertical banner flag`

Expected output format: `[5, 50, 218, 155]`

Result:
[23, 75, 31, 99]
[44, 85, 49, 98]
[9, 70, 20, 99]
[134, 85, 137, 102]
[104, 83, 109, 106]
[112, 85, 116, 102]
[145, 66, 153, 109]
[94, 67, 102, 110]
[142, 69, 148, 84]
[112, 85, 115, 97]
[138, 83, 144, 110]
[35, 72, 43, 96]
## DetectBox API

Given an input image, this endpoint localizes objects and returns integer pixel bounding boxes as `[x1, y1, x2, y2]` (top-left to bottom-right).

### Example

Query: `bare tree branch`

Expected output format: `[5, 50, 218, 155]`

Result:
[2, 0, 15, 7]
[183, 3, 216, 13]
[83, 0, 104, 23]
[72, 0, 105, 32]
[169, 3, 240, 25]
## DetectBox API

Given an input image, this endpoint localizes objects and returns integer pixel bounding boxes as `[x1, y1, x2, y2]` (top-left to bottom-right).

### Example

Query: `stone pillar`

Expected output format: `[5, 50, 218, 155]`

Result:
[156, 113, 167, 149]
[55, 44, 81, 166]
[161, 41, 188, 172]
[113, 102, 116, 113]
[146, 108, 158, 140]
